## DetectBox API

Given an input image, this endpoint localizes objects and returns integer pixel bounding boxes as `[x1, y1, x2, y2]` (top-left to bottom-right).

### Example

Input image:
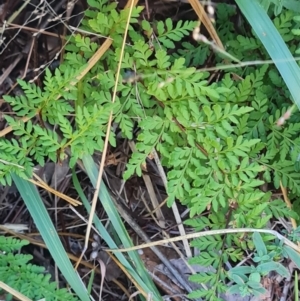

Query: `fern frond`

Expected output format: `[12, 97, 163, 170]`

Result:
[0, 237, 29, 253]
[0, 237, 79, 301]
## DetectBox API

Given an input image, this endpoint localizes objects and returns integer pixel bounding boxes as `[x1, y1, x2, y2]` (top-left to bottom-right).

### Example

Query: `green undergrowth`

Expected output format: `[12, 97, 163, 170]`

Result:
[0, 236, 79, 301]
[2, 0, 300, 300]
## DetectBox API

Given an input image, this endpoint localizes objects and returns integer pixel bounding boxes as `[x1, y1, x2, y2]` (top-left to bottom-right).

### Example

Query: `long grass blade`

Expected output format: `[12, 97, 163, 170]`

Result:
[235, 0, 300, 109]
[73, 172, 151, 299]
[11, 173, 90, 301]
[81, 155, 162, 300]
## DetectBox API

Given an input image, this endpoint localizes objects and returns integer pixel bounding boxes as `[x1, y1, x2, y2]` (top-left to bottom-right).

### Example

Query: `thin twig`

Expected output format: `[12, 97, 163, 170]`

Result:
[75, 0, 137, 269]
[128, 141, 166, 228]
[0, 281, 32, 301]
[106, 228, 300, 253]
[152, 149, 192, 257]
[109, 195, 194, 294]
[280, 180, 300, 248]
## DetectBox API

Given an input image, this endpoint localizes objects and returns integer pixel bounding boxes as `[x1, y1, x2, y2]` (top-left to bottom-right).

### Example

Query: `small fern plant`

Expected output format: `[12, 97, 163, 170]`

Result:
[0, 236, 79, 301]
[1, 1, 300, 300]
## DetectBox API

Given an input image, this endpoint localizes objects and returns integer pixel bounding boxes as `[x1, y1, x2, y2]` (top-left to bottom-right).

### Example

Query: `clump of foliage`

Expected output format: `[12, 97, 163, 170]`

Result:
[1, 0, 300, 300]
[0, 236, 79, 301]
[228, 232, 300, 298]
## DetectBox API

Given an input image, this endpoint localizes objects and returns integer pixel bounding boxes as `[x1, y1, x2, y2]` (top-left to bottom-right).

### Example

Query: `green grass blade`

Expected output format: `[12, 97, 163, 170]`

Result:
[81, 155, 162, 300]
[72, 171, 159, 300]
[11, 173, 90, 301]
[235, 0, 300, 109]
